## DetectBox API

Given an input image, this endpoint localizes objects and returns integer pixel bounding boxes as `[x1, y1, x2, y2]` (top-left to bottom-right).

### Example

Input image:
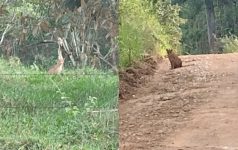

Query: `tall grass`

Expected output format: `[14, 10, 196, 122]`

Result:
[0, 58, 119, 149]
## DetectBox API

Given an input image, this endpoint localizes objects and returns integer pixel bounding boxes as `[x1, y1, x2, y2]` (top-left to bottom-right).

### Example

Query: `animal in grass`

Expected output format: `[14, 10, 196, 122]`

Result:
[166, 49, 182, 69]
[91, 55, 101, 69]
[48, 37, 65, 74]
[48, 58, 65, 74]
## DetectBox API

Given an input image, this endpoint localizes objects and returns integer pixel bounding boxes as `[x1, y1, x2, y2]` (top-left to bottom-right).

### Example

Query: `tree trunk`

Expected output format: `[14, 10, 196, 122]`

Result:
[204, 0, 216, 53]
[233, 1, 237, 34]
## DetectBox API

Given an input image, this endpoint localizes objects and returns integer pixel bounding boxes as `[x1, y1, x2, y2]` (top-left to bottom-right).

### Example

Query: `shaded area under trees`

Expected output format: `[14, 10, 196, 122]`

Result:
[0, 0, 118, 73]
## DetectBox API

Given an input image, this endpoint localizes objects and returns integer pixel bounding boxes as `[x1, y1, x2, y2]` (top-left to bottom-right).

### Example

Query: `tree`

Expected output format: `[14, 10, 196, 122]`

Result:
[0, 0, 118, 71]
[204, 0, 216, 52]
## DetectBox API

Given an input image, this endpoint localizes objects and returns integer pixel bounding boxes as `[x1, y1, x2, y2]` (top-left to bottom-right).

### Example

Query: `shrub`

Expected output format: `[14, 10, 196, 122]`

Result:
[119, 0, 183, 67]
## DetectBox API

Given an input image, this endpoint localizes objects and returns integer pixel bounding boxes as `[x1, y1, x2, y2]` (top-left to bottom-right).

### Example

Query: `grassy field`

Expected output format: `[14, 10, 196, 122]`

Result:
[0, 58, 119, 149]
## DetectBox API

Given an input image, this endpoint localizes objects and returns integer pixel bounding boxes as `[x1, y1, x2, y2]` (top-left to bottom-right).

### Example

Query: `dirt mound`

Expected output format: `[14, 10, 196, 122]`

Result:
[119, 55, 161, 101]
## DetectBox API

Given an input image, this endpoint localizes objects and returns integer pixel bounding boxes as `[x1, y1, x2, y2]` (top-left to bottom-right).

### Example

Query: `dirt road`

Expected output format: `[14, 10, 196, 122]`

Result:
[119, 53, 238, 150]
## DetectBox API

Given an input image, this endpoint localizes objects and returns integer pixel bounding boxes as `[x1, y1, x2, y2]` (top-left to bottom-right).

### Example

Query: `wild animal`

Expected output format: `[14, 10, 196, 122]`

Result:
[48, 37, 65, 74]
[48, 58, 64, 74]
[91, 55, 101, 69]
[166, 49, 182, 69]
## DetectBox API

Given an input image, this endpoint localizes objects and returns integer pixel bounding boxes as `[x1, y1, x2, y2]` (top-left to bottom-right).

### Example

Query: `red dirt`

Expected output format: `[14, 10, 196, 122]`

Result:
[119, 56, 161, 100]
[119, 53, 238, 150]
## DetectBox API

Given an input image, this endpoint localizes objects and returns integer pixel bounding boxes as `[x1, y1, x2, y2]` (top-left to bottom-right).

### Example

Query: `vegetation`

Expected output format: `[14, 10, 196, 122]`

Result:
[1, 0, 238, 148]
[220, 35, 238, 53]
[0, 0, 118, 70]
[172, 0, 238, 54]
[119, 0, 184, 67]
[119, 0, 238, 68]
[0, 0, 119, 149]
[0, 58, 118, 149]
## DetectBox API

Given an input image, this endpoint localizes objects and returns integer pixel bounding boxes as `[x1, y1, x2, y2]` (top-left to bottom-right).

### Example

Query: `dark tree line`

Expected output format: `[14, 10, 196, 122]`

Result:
[171, 0, 238, 54]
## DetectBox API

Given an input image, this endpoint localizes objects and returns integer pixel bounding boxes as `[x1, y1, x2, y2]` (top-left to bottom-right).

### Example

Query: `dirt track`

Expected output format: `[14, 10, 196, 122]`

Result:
[119, 53, 238, 150]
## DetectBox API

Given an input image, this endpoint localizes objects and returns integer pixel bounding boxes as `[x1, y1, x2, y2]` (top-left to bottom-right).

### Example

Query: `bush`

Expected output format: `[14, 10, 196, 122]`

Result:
[119, 0, 183, 67]
[220, 35, 238, 53]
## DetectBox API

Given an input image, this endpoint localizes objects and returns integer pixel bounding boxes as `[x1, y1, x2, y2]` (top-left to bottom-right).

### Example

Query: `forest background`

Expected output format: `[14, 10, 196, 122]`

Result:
[119, 0, 238, 67]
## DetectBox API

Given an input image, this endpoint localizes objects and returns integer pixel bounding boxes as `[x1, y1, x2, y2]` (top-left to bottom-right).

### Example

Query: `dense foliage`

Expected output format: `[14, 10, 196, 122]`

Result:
[172, 0, 238, 54]
[119, 0, 238, 62]
[119, 0, 184, 67]
[0, 0, 118, 71]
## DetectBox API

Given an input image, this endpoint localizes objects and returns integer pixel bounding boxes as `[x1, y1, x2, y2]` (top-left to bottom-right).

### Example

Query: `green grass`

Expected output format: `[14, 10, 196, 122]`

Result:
[0, 58, 119, 149]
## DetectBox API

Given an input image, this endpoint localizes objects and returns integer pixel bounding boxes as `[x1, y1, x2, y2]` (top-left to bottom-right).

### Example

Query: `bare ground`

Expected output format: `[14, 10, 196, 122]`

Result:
[119, 53, 238, 150]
